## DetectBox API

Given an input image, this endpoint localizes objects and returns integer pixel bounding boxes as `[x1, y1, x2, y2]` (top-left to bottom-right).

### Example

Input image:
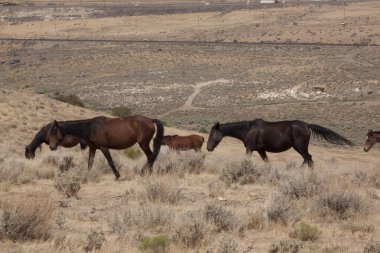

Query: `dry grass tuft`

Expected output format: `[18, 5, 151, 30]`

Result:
[54, 172, 81, 198]
[363, 240, 380, 253]
[266, 193, 299, 225]
[155, 149, 205, 175]
[144, 177, 182, 205]
[204, 203, 239, 232]
[108, 203, 173, 232]
[216, 234, 238, 253]
[83, 229, 105, 252]
[279, 172, 325, 199]
[269, 240, 303, 253]
[174, 210, 207, 248]
[245, 207, 267, 231]
[220, 159, 279, 186]
[316, 189, 367, 220]
[0, 194, 54, 241]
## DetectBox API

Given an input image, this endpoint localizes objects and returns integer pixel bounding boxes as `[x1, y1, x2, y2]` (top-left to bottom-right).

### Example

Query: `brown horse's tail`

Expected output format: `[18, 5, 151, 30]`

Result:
[151, 119, 164, 163]
[308, 124, 354, 146]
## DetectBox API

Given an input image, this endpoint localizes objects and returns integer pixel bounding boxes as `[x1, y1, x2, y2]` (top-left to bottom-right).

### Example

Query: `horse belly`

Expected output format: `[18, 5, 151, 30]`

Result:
[95, 130, 137, 150]
[261, 135, 292, 153]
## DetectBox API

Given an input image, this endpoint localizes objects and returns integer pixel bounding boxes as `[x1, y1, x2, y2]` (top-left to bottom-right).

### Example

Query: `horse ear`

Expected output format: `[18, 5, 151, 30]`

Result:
[53, 120, 58, 127]
[368, 129, 373, 136]
[214, 122, 220, 129]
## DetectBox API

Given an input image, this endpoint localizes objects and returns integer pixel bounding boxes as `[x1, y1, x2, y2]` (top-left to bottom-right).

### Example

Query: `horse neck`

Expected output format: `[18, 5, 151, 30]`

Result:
[220, 122, 251, 141]
[28, 126, 47, 153]
[374, 132, 380, 142]
[59, 119, 97, 141]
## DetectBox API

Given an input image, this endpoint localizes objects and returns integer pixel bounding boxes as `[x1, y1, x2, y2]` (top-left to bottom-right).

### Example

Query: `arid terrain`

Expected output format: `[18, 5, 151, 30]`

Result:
[1, 1, 380, 253]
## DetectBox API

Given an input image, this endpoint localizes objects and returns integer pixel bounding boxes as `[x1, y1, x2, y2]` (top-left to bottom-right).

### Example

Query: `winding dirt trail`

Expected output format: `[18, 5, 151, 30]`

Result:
[160, 78, 230, 117]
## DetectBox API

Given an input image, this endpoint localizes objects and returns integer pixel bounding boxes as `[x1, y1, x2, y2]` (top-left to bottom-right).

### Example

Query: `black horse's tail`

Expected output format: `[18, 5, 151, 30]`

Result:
[308, 124, 354, 146]
[151, 119, 164, 163]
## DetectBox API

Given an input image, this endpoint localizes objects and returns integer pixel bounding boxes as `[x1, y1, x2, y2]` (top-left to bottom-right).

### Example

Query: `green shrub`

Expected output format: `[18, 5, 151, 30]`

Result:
[111, 106, 132, 118]
[290, 222, 321, 241]
[198, 126, 208, 133]
[124, 147, 142, 160]
[139, 234, 170, 253]
[53, 93, 84, 107]
[269, 240, 303, 253]
[83, 229, 105, 252]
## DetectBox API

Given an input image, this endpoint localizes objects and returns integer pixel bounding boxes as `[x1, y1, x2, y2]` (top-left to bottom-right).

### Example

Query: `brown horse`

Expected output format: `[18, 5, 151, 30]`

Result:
[207, 119, 353, 167]
[46, 115, 164, 179]
[364, 129, 380, 152]
[162, 134, 204, 152]
[25, 122, 87, 159]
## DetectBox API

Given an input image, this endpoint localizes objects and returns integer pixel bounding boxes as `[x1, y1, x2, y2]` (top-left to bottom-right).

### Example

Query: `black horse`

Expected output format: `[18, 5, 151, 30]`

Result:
[25, 122, 87, 159]
[207, 119, 353, 166]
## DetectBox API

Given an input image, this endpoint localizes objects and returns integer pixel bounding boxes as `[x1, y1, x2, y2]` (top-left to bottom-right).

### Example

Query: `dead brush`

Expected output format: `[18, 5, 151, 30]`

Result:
[144, 177, 182, 205]
[0, 159, 33, 184]
[363, 240, 380, 253]
[0, 194, 54, 241]
[266, 192, 299, 225]
[220, 159, 279, 186]
[173, 210, 207, 248]
[352, 170, 380, 189]
[216, 234, 238, 253]
[83, 229, 105, 252]
[245, 207, 267, 231]
[316, 188, 368, 220]
[107, 211, 131, 238]
[154, 149, 205, 175]
[110, 203, 173, 231]
[204, 203, 240, 232]
[279, 172, 325, 199]
[54, 171, 81, 198]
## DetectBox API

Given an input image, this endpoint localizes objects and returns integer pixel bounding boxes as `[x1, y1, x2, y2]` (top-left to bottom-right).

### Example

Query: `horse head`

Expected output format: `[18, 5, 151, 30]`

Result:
[364, 129, 376, 152]
[207, 122, 223, 152]
[161, 135, 173, 145]
[47, 120, 64, 151]
[24, 145, 35, 159]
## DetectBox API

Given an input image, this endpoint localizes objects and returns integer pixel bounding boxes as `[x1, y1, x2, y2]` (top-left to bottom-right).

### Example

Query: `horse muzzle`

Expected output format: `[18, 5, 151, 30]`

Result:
[207, 147, 214, 152]
[50, 146, 58, 151]
[25, 153, 35, 159]
[364, 148, 369, 152]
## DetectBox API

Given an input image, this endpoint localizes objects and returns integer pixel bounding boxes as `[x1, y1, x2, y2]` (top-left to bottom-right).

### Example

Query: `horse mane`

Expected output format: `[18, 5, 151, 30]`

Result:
[27, 123, 49, 153]
[58, 117, 105, 142]
[219, 120, 262, 140]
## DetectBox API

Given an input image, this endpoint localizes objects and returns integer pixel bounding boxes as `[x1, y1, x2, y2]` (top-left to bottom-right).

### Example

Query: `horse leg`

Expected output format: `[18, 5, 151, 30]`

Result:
[88, 146, 96, 171]
[258, 150, 269, 162]
[293, 141, 313, 168]
[100, 148, 121, 179]
[139, 142, 154, 174]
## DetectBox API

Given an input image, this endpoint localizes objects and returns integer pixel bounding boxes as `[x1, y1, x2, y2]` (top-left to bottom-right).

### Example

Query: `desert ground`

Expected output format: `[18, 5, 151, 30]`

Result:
[1, 0, 380, 253]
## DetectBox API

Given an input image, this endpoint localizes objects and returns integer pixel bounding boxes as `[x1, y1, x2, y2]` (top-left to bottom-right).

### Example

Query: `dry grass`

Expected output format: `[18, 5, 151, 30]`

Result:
[316, 189, 368, 220]
[154, 148, 205, 175]
[0, 194, 54, 241]
[143, 177, 182, 205]
[173, 210, 207, 248]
